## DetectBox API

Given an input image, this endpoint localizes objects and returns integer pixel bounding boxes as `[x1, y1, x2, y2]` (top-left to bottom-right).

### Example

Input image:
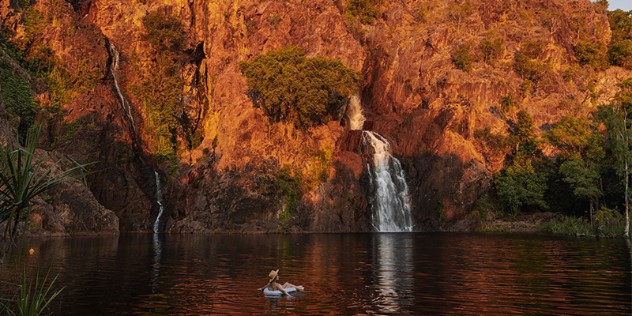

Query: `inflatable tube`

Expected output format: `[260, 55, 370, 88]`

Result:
[263, 287, 297, 296]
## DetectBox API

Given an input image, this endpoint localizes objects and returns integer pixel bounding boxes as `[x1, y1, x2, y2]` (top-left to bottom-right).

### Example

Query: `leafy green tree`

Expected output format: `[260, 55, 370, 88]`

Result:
[514, 52, 546, 83]
[546, 116, 593, 156]
[601, 78, 632, 237]
[494, 158, 548, 213]
[0, 125, 87, 244]
[608, 9, 632, 43]
[240, 46, 359, 129]
[559, 156, 602, 222]
[573, 41, 608, 70]
[608, 39, 632, 69]
[547, 116, 605, 222]
[510, 110, 537, 157]
[494, 110, 548, 213]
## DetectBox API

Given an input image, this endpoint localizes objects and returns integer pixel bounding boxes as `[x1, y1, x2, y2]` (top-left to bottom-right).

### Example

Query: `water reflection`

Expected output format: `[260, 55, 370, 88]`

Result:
[373, 233, 414, 313]
[0, 234, 629, 315]
[151, 233, 163, 294]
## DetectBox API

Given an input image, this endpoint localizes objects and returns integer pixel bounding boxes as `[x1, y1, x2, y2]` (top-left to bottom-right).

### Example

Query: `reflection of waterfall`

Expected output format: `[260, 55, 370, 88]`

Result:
[151, 233, 164, 293]
[373, 234, 414, 313]
[153, 171, 166, 233]
[363, 131, 413, 232]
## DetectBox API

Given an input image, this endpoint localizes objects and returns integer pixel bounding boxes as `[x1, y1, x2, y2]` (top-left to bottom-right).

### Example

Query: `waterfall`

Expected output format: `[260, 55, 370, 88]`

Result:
[363, 131, 413, 232]
[347, 95, 365, 130]
[152, 171, 166, 233]
[106, 41, 138, 143]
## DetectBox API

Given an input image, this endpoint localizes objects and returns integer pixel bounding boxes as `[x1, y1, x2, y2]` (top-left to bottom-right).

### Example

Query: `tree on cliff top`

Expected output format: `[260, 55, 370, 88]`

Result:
[240, 46, 360, 129]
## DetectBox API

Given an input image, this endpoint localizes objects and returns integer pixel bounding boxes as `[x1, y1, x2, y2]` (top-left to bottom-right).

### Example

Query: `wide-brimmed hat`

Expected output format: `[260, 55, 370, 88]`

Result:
[268, 269, 279, 282]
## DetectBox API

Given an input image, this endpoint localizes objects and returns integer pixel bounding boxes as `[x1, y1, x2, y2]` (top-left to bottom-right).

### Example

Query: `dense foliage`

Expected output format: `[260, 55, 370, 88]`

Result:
[240, 46, 359, 129]
[0, 55, 37, 138]
[573, 41, 608, 70]
[607, 9, 632, 69]
[481, 77, 632, 236]
[136, 11, 188, 160]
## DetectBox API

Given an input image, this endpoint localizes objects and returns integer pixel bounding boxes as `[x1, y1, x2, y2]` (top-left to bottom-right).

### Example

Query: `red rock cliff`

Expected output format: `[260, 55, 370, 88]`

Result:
[1, 0, 630, 232]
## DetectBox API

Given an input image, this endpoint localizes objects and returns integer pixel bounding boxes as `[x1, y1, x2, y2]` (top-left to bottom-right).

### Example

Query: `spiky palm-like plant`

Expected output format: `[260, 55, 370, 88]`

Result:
[1, 269, 64, 316]
[0, 125, 87, 244]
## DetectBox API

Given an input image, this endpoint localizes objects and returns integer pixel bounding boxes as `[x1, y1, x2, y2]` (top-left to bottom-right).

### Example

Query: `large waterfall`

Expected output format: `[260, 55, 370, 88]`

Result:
[152, 171, 166, 233]
[362, 131, 413, 232]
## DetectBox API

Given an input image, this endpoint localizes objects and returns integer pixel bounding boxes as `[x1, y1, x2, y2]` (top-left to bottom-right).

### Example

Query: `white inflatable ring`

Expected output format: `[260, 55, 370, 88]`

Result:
[263, 287, 297, 296]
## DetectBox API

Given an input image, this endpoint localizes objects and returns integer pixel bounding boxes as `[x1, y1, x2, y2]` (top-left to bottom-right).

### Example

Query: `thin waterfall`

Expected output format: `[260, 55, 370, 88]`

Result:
[106, 41, 140, 150]
[152, 171, 166, 233]
[362, 131, 413, 232]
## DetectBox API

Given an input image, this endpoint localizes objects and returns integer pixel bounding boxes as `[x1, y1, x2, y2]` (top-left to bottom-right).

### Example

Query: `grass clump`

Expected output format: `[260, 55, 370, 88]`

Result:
[540, 216, 593, 236]
[1, 269, 64, 316]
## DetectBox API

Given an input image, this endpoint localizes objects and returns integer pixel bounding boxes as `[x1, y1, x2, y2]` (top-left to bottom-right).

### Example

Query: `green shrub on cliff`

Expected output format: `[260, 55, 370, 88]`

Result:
[451, 45, 473, 71]
[480, 37, 504, 64]
[274, 166, 303, 232]
[346, 0, 382, 25]
[608, 39, 632, 69]
[137, 11, 188, 158]
[240, 46, 359, 129]
[514, 51, 546, 83]
[573, 41, 608, 70]
[142, 12, 185, 52]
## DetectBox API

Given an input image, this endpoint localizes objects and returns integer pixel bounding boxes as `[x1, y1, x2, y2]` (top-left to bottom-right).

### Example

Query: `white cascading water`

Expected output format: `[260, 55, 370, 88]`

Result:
[346, 94, 413, 231]
[362, 131, 413, 232]
[152, 171, 166, 233]
[348, 95, 366, 130]
[107, 42, 137, 135]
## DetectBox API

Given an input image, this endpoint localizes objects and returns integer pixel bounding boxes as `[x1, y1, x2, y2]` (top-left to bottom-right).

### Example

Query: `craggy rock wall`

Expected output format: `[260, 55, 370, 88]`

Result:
[1, 0, 630, 233]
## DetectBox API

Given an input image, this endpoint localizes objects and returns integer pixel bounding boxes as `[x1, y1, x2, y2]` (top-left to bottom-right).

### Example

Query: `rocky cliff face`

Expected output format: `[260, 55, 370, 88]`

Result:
[1, 0, 630, 233]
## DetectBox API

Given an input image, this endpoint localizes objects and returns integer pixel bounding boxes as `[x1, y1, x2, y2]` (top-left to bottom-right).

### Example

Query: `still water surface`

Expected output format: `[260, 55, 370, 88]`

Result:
[0, 233, 630, 315]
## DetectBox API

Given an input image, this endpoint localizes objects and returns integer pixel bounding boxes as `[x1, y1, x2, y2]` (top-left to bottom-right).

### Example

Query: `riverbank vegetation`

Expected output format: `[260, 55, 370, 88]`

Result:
[478, 79, 632, 238]
[474, 7, 632, 238]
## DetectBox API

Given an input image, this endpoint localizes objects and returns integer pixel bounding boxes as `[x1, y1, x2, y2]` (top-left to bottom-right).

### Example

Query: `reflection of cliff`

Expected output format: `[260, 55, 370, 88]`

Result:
[1, 0, 631, 232]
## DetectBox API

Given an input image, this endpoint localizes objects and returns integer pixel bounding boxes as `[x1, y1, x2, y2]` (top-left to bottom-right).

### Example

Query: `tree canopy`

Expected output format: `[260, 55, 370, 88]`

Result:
[239, 46, 360, 129]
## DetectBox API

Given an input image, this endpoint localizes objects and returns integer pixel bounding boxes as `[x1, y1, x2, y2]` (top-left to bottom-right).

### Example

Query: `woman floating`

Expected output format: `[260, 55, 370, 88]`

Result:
[262, 269, 304, 296]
